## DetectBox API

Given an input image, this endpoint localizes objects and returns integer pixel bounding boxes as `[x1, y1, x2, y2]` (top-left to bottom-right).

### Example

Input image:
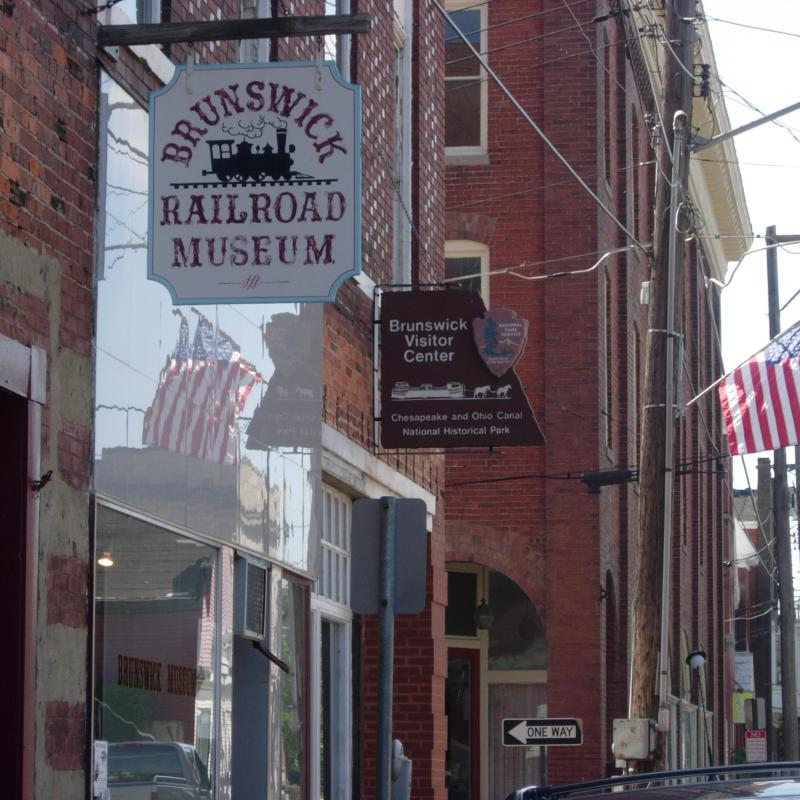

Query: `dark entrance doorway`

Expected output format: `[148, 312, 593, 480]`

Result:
[0, 387, 28, 799]
[446, 647, 480, 800]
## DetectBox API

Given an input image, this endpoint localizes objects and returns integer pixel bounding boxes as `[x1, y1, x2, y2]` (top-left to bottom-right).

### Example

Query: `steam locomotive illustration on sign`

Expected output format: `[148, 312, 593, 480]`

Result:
[202, 126, 302, 183]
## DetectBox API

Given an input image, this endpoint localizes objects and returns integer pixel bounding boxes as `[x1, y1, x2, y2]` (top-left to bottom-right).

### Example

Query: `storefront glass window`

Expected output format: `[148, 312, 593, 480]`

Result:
[94, 505, 218, 796]
[94, 72, 321, 575]
[94, 71, 320, 799]
[273, 573, 308, 798]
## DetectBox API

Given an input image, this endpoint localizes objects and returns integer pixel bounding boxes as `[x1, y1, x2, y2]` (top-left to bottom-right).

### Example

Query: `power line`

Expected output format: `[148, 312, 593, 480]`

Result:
[446, 19, 590, 68]
[704, 15, 800, 40]
[432, 0, 648, 260]
[444, 0, 595, 49]
[560, 0, 627, 96]
[637, 0, 698, 82]
[440, 245, 639, 286]
[694, 155, 800, 170]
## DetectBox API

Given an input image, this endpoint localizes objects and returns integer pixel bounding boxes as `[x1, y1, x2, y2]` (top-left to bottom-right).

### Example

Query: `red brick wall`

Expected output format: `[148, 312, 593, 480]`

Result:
[319, 3, 448, 798]
[443, 0, 730, 782]
[0, 1, 100, 793]
[442, 0, 616, 781]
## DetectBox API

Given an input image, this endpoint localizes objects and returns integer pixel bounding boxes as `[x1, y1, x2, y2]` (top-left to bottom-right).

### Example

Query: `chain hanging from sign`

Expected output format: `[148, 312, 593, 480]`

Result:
[149, 60, 361, 304]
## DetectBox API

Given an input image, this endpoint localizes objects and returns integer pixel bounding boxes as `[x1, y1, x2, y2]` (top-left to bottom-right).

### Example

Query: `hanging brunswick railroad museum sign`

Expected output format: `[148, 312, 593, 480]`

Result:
[149, 61, 361, 304]
[380, 290, 545, 449]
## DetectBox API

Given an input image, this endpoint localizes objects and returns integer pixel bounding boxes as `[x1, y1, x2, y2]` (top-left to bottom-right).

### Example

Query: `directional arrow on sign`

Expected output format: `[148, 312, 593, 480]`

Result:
[502, 718, 583, 746]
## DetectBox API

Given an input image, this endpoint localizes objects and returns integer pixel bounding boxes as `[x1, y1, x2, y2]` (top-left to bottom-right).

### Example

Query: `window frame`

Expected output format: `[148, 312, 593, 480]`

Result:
[92, 501, 222, 795]
[324, 0, 352, 82]
[310, 485, 353, 800]
[445, 240, 490, 304]
[445, 0, 488, 160]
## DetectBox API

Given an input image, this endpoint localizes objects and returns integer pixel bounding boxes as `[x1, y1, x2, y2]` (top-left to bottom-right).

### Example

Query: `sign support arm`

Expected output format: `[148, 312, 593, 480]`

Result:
[97, 14, 371, 48]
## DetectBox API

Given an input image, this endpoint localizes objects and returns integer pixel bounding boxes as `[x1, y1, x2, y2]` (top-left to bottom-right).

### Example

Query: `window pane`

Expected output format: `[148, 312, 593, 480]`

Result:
[277, 575, 308, 797]
[446, 654, 476, 799]
[445, 256, 483, 294]
[94, 505, 217, 796]
[445, 9, 483, 150]
[488, 571, 546, 670]
[445, 81, 482, 148]
[446, 42, 479, 78]
[446, 571, 478, 636]
[320, 621, 332, 799]
[489, 684, 546, 795]
[445, 10, 481, 48]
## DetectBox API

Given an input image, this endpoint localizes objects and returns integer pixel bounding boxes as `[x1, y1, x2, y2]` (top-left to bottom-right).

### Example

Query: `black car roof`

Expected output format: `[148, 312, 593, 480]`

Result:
[506, 764, 800, 800]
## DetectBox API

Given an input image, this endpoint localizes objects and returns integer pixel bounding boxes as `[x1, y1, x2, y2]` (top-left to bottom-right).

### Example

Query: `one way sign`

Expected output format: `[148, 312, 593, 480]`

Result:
[502, 718, 583, 746]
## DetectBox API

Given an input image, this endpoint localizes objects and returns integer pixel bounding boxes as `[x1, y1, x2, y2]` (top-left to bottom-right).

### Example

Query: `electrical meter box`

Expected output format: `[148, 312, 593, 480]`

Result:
[612, 719, 655, 761]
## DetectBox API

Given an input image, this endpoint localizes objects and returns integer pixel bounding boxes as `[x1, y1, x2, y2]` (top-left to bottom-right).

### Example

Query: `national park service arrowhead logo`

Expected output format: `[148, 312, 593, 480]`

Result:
[473, 308, 528, 377]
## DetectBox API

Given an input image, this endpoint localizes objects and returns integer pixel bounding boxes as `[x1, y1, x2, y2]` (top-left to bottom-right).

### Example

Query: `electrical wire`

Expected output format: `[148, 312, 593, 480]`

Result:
[703, 15, 800, 41]
[637, 0, 699, 82]
[440, 245, 640, 286]
[432, 0, 649, 260]
[446, 20, 592, 69]
[618, 0, 674, 179]
[725, 604, 776, 624]
[716, 79, 800, 145]
[438, 0, 778, 588]
[560, 0, 627, 96]
[444, 0, 595, 50]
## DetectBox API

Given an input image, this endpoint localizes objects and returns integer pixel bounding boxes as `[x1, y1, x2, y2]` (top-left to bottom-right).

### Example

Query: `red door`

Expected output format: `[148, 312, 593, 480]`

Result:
[446, 648, 480, 800]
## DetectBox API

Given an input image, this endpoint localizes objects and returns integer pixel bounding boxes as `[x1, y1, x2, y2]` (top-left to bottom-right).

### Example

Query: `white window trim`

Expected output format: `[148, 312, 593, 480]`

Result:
[138, 0, 160, 24]
[310, 604, 353, 800]
[1, 333, 45, 800]
[324, 0, 352, 82]
[445, 0, 488, 159]
[311, 484, 353, 800]
[445, 239, 490, 303]
[98, 5, 174, 84]
[392, 0, 413, 285]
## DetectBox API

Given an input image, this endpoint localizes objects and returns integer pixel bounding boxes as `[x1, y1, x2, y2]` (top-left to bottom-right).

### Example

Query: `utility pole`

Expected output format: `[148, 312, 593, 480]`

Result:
[755, 458, 776, 758]
[766, 225, 799, 760]
[629, 0, 695, 768]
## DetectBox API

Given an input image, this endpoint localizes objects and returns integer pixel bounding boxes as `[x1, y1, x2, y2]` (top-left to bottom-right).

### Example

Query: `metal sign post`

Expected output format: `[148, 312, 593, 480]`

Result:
[351, 496, 426, 800]
[377, 498, 397, 800]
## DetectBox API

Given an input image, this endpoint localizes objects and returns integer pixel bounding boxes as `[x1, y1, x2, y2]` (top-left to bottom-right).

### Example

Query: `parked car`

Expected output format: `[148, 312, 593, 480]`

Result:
[107, 741, 211, 800]
[505, 763, 800, 800]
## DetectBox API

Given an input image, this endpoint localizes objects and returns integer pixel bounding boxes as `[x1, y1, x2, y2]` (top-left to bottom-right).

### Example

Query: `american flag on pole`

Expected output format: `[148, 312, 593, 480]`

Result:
[718, 319, 800, 455]
[142, 315, 260, 464]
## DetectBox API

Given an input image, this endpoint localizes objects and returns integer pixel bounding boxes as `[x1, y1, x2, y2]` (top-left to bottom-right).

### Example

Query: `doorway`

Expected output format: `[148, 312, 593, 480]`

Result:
[446, 564, 547, 800]
[446, 648, 480, 800]
[0, 387, 27, 799]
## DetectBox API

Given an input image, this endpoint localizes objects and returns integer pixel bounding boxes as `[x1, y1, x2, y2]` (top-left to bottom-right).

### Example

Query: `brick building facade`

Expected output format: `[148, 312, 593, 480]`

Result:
[1, 0, 753, 798]
[441, 0, 748, 794]
[1, 1, 447, 798]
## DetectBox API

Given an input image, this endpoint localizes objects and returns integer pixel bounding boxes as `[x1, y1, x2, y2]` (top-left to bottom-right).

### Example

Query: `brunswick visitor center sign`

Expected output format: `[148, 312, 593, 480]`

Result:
[149, 61, 361, 304]
[380, 290, 545, 449]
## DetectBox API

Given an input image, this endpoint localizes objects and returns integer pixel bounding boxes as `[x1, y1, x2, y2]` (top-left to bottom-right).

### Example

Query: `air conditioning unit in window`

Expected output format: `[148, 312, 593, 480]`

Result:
[234, 556, 268, 640]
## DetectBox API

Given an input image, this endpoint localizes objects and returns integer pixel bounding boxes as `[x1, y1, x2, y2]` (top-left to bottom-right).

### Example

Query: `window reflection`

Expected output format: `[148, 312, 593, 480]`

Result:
[94, 505, 217, 797]
[275, 574, 308, 799]
[94, 73, 321, 574]
[488, 572, 546, 670]
[444, 8, 484, 150]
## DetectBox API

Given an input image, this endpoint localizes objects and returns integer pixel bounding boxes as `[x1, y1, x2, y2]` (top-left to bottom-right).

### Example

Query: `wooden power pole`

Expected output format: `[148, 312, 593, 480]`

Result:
[766, 226, 799, 760]
[629, 0, 695, 767]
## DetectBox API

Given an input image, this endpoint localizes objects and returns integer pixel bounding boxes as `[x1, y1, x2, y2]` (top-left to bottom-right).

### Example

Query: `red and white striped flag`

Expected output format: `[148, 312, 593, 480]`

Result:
[142, 316, 260, 464]
[718, 319, 800, 455]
